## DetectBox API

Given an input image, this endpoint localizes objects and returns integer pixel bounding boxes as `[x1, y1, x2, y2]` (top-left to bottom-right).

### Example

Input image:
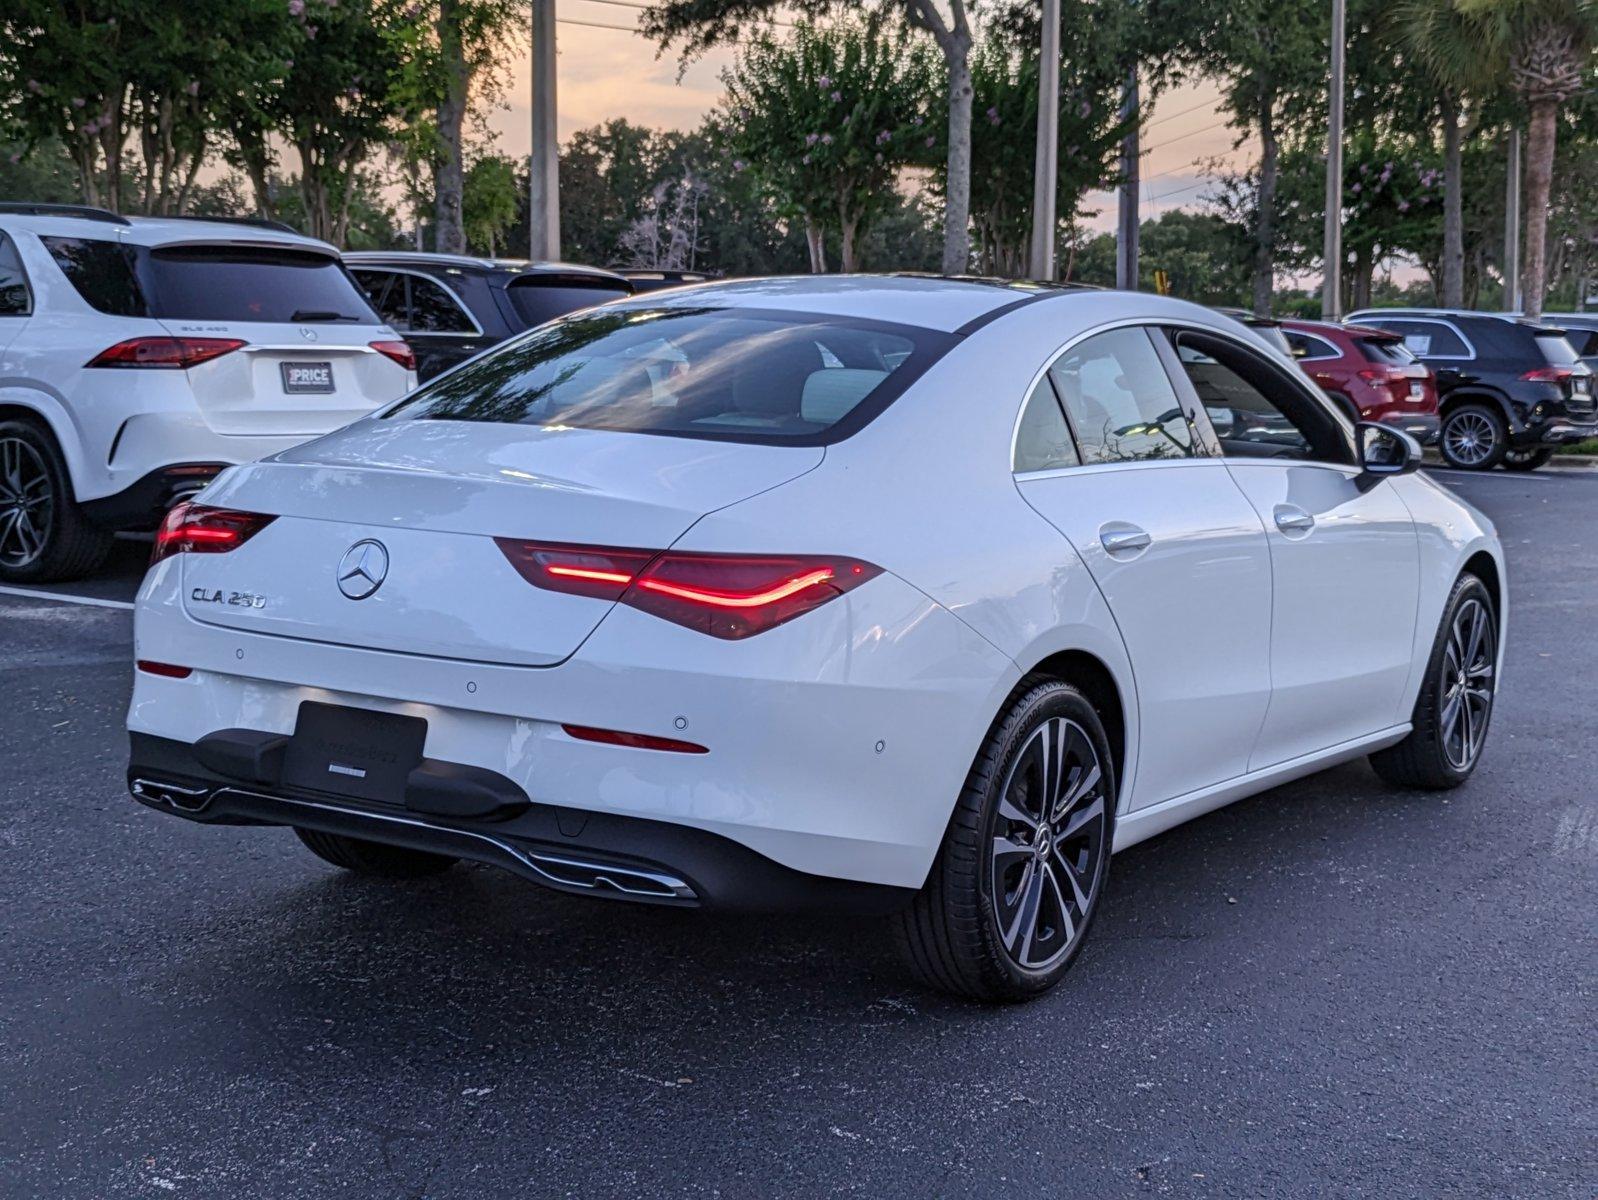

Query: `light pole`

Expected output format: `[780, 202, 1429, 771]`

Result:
[1115, 66, 1139, 290]
[1028, 0, 1061, 280]
[1320, 0, 1345, 321]
[1505, 128, 1522, 312]
[528, 0, 560, 260]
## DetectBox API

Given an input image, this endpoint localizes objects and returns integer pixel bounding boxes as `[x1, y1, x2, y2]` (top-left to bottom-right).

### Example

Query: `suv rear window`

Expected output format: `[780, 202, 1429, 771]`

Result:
[1535, 331, 1581, 365]
[386, 305, 953, 445]
[504, 276, 631, 329]
[1358, 337, 1417, 366]
[141, 246, 377, 323]
[43, 236, 146, 317]
[42, 236, 377, 324]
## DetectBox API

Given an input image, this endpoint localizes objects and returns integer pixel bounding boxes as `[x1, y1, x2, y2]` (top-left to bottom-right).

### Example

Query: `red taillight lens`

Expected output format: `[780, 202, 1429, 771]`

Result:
[561, 724, 708, 754]
[136, 660, 193, 679]
[151, 503, 276, 565]
[370, 340, 417, 371]
[1521, 366, 1575, 383]
[1356, 366, 1403, 385]
[87, 337, 245, 369]
[494, 540, 882, 639]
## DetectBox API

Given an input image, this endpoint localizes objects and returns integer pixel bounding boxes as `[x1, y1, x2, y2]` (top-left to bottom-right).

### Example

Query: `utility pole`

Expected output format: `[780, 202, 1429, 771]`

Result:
[1505, 128, 1522, 312]
[528, 0, 560, 261]
[1027, 0, 1061, 280]
[1320, 0, 1346, 321]
[1115, 67, 1140, 290]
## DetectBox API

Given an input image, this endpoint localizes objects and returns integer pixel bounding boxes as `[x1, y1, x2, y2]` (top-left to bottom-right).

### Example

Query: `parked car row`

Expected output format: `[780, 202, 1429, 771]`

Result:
[0, 203, 719, 584]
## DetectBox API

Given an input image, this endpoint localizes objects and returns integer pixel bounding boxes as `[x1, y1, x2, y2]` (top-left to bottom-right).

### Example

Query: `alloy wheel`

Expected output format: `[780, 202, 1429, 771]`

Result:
[1444, 411, 1498, 467]
[0, 436, 54, 569]
[1440, 596, 1495, 770]
[989, 717, 1109, 971]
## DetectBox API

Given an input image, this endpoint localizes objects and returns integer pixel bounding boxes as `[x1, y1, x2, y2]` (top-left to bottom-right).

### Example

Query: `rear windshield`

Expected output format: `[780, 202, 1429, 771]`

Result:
[42, 236, 377, 324]
[504, 277, 631, 329]
[385, 305, 953, 445]
[1536, 331, 1581, 365]
[1358, 337, 1417, 366]
[142, 246, 377, 323]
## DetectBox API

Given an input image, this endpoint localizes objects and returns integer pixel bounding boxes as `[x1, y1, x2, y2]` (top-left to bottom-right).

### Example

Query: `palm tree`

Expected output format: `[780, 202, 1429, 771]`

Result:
[1417, 0, 1596, 317]
[1396, 0, 1481, 308]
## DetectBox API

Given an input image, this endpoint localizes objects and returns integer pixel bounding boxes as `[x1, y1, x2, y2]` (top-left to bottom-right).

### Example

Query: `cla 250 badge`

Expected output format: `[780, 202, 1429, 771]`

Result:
[190, 587, 267, 610]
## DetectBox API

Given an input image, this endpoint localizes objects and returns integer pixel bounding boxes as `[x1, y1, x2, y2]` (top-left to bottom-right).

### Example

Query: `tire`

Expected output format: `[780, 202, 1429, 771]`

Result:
[0, 418, 114, 583]
[1500, 447, 1553, 471]
[1369, 573, 1497, 790]
[294, 827, 459, 878]
[1439, 403, 1508, 470]
[896, 677, 1115, 1003]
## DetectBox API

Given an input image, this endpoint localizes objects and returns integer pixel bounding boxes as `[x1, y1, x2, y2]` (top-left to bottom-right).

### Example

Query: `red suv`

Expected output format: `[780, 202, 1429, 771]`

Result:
[1280, 318, 1440, 444]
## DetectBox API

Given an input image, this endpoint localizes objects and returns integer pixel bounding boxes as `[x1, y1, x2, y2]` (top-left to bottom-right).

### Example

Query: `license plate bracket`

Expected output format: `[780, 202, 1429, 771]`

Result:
[280, 701, 426, 802]
[281, 361, 335, 394]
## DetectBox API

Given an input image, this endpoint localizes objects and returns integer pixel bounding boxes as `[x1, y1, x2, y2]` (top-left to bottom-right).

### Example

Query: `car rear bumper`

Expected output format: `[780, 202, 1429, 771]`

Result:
[1531, 421, 1598, 445]
[128, 732, 912, 913]
[128, 558, 1018, 895]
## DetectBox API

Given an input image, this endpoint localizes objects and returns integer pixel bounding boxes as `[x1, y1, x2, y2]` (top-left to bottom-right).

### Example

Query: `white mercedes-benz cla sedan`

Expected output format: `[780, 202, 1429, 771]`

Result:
[127, 277, 1505, 1002]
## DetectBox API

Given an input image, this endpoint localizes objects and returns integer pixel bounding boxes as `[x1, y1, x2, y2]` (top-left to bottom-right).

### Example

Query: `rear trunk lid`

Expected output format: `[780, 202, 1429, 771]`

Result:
[180, 420, 822, 665]
[138, 241, 414, 434]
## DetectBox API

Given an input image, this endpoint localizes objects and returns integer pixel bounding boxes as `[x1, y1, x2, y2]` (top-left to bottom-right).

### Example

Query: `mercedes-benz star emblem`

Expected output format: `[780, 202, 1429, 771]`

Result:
[336, 540, 389, 600]
[299, 326, 318, 341]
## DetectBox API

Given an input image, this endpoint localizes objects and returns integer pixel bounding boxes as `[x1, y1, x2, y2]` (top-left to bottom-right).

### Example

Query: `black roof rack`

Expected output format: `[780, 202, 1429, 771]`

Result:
[144, 213, 301, 235]
[0, 202, 130, 226]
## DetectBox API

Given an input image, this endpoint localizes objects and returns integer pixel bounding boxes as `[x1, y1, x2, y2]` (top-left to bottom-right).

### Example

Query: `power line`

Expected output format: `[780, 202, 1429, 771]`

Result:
[1141, 117, 1231, 158]
[1145, 95, 1218, 130]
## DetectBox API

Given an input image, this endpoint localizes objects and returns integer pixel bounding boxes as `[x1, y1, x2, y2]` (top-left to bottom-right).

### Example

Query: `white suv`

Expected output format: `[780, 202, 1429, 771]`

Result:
[0, 203, 417, 582]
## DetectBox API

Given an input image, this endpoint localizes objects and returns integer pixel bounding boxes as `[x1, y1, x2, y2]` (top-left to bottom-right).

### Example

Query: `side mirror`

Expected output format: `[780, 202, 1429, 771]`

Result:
[1355, 421, 1421, 491]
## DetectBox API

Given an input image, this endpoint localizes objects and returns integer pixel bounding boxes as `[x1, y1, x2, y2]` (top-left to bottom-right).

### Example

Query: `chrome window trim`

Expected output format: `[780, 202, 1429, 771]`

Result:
[349, 265, 484, 338]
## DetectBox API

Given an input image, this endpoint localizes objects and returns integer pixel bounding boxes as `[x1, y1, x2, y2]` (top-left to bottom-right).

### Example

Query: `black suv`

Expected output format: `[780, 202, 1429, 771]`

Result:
[1347, 308, 1595, 470]
[345, 253, 632, 380]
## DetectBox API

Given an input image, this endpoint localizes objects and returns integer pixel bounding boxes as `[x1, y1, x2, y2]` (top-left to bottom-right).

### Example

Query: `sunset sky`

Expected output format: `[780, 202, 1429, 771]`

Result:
[485, 2, 1245, 234]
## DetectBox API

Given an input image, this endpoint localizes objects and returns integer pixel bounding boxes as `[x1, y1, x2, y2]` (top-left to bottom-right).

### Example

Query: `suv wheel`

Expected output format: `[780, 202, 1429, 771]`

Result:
[1501, 447, 1553, 471]
[0, 419, 113, 584]
[1439, 404, 1508, 470]
[896, 678, 1114, 1002]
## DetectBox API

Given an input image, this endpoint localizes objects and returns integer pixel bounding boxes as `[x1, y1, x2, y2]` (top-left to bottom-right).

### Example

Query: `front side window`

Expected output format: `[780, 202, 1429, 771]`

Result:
[1174, 332, 1353, 464]
[1048, 326, 1194, 464]
[385, 305, 952, 445]
[0, 234, 30, 316]
[1013, 376, 1080, 473]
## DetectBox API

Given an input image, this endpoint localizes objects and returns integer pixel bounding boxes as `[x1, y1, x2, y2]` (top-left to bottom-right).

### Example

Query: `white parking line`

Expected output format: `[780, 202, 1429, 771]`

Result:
[0, 584, 134, 611]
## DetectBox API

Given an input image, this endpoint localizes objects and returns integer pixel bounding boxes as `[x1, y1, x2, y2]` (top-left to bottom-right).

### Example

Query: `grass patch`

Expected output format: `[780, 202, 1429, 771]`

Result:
[1555, 438, 1598, 456]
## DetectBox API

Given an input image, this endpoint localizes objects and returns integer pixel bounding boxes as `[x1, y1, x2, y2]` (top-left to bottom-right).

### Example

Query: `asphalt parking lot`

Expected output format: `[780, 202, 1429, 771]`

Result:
[2, 467, 1593, 1199]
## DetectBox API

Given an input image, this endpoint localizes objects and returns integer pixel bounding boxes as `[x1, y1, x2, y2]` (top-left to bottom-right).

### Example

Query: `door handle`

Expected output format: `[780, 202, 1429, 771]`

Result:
[1274, 505, 1315, 534]
[1099, 526, 1152, 555]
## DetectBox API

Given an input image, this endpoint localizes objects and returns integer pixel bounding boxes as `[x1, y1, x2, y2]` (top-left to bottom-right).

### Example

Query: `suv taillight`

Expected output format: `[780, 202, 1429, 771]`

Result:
[370, 340, 417, 371]
[494, 540, 882, 640]
[1520, 366, 1575, 383]
[151, 503, 276, 565]
[87, 337, 245, 369]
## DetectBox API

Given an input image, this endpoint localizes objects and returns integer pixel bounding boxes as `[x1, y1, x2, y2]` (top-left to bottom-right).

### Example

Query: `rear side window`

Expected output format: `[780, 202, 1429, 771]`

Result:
[0, 233, 30, 316]
[1536, 331, 1580, 365]
[1049, 326, 1194, 464]
[504, 277, 631, 329]
[1285, 331, 1339, 361]
[1368, 319, 1469, 358]
[386, 305, 953, 446]
[352, 269, 404, 326]
[1358, 337, 1416, 366]
[140, 246, 378, 324]
[43, 236, 147, 317]
[406, 275, 476, 333]
[1013, 376, 1080, 473]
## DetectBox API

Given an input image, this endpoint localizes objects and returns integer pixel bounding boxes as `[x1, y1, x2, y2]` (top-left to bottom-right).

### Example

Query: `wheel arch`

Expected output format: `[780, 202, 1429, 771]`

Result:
[1018, 648, 1129, 809]
[1462, 549, 1502, 627]
[1437, 387, 1510, 421]
[0, 391, 88, 493]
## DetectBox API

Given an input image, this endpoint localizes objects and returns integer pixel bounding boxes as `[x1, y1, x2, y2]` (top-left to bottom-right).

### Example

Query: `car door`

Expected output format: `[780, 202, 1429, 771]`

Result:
[1165, 326, 1421, 768]
[1013, 324, 1274, 810]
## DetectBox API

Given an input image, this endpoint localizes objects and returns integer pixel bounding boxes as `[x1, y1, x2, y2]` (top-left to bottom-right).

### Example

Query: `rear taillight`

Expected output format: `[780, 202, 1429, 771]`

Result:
[136, 660, 193, 679]
[1356, 366, 1403, 385]
[87, 337, 244, 369]
[495, 540, 882, 639]
[1521, 366, 1575, 383]
[370, 340, 417, 371]
[151, 503, 276, 565]
[561, 724, 708, 754]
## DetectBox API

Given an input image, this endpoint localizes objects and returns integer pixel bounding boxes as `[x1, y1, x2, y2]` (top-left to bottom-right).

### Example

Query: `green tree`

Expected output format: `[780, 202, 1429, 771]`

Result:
[642, 0, 977, 274]
[462, 150, 520, 255]
[1072, 210, 1252, 304]
[721, 19, 936, 271]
